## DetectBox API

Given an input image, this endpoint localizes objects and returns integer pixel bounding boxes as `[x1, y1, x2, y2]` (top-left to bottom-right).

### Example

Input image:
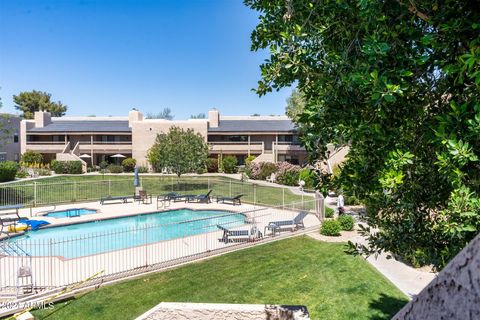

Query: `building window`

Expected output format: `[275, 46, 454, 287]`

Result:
[0, 152, 6, 162]
[13, 132, 19, 143]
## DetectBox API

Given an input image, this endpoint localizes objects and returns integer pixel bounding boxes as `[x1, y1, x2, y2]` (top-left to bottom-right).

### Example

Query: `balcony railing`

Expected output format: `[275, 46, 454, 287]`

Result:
[273, 141, 305, 152]
[208, 141, 264, 152]
[82, 141, 132, 145]
[26, 141, 66, 145]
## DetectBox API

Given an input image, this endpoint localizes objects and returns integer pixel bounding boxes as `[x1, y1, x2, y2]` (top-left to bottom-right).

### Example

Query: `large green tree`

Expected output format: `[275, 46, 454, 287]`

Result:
[245, 0, 480, 269]
[13, 90, 67, 119]
[147, 126, 208, 177]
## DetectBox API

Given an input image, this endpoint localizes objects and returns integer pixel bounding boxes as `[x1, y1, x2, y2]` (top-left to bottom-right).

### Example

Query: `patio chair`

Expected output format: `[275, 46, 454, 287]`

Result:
[165, 192, 195, 202]
[266, 173, 276, 183]
[264, 211, 309, 236]
[216, 194, 243, 206]
[100, 195, 129, 205]
[135, 190, 152, 204]
[217, 224, 262, 243]
[187, 190, 212, 204]
[0, 204, 26, 235]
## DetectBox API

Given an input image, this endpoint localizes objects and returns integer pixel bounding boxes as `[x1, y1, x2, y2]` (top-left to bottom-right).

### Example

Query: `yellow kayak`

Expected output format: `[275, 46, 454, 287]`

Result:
[8, 224, 28, 233]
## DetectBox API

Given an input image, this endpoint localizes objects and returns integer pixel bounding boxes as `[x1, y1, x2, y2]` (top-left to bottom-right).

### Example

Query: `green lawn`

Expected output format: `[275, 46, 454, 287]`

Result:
[33, 237, 407, 320]
[0, 175, 315, 209]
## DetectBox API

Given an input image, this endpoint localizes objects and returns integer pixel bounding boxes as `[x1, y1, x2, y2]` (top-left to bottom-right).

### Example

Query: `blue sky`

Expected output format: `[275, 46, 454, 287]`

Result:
[0, 0, 292, 118]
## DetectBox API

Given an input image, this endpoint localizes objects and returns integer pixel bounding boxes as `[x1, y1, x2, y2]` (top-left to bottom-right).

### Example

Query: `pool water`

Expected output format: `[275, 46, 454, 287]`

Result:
[9, 209, 245, 259]
[45, 208, 97, 218]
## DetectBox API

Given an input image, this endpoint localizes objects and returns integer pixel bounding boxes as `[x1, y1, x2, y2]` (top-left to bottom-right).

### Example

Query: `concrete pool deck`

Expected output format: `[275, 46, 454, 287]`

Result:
[1, 199, 320, 291]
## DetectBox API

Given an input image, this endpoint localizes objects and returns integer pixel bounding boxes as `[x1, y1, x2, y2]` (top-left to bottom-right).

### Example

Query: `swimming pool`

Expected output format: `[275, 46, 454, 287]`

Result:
[44, 208, 97, 218]
[8, 209, 245, 259]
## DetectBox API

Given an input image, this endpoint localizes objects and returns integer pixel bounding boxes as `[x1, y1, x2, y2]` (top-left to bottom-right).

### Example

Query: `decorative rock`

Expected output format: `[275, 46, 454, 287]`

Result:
[136, 302, 310, 320]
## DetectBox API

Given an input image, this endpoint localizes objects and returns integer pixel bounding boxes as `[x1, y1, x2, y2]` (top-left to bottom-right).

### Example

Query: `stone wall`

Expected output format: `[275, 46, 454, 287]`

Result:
[393, 233, 480, 319]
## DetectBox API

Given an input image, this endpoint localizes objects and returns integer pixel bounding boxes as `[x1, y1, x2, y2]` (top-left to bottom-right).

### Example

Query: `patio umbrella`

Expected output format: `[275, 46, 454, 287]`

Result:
[134, 166, 139, 187]
[79, 154, 93, 167]
[110, 154, 126, 165]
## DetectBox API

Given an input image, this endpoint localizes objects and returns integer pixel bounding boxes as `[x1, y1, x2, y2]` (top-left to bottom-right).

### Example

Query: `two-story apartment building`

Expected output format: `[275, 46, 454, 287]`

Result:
[20, 109, 307, 169]
[0, 114, 21, 162]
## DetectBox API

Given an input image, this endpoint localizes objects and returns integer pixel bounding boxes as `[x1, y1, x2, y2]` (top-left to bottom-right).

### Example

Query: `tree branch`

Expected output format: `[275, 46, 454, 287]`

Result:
[396, 0, 430, 22]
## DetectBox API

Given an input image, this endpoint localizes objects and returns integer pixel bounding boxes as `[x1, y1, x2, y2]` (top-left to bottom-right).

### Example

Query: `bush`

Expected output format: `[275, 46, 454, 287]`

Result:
[299, 168, 316, 189]
[275, 162, 300, 185]
[50, 160, 65, 174]
[15, 169, 28, 179]
[222, 155, 238, 173]
[137, 166, 149, 173]
[344, 194, 362, 205]
[258, 162, 277, 180]
[21, 151, 43, 165]
[325, 207, 334, 218]
[206, 158, 218, 173]
[320, 219, 341, 236]
[107, 164, 123, 173]
[0, 161, 19, 182]
[67, 161, 83, 174]
[122, 158, 136, 172]
[338, 215, 355, 231]
[99, 161, 109, 170]
[35, 168, 51, 176]
[245, 155, 256, 166]
[51, 160, 83, 174]
[277, 170, 300, 186]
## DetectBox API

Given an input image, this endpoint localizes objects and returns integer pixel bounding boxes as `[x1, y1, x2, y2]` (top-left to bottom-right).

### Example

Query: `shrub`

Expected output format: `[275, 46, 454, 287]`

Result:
[21, 151, 43, 165]
[338, 215, 355, 231]
[320, 219, 341, 236]
[206, 158, 218, 173]
[99, 161, 109, 170]
[107, 164, 123, 173]
[245, 155, 256, 166]
[137, 166, 149, 173]
[277, 170, 300, 186]
[345, 194, 362, 205]
[122, 158, 136, 172]
[15, 169, 28, 179]
[0, 161, 19, 182]
[67, 161, 83, 174]
[50, 160, 64, 174]
[35, 168, 51, 176]
[275, 162, 301, 186]
[325, 207, 334, 218]
[299, 168, 316, 189]
[222, 155, 238, 174]
[51, 160, 83, 174]
[258, 162, 277, 180]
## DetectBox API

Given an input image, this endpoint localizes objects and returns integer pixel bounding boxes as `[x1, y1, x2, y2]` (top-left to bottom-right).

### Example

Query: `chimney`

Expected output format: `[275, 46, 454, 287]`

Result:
[34, 111, 52, 128]
[208, 109, 219, 128]
[128, 109, 144, 127]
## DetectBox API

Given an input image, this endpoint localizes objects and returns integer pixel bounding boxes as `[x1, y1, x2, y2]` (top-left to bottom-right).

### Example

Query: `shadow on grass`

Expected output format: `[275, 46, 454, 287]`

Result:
[368, 293, 409, 320]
